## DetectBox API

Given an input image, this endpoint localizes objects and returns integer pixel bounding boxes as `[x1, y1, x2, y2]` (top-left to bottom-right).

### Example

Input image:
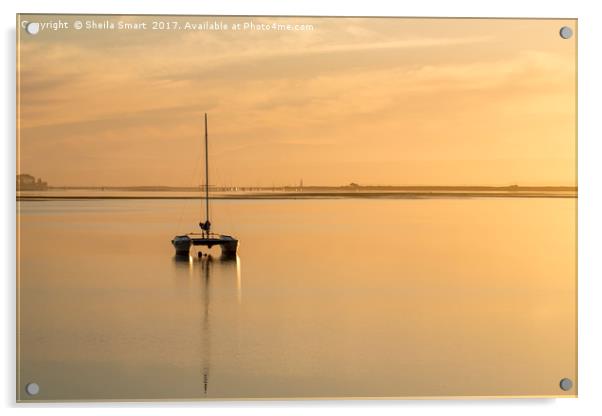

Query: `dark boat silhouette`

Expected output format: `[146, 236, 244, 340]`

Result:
[171, 114, 238, 258]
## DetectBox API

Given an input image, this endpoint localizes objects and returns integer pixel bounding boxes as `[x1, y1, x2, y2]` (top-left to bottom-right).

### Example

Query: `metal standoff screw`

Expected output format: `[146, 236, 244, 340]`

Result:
[559, 26, 573, 39]
[559, 378, 573, 391]
[25, 22, 40, 35]
[25, 382, 40, 396]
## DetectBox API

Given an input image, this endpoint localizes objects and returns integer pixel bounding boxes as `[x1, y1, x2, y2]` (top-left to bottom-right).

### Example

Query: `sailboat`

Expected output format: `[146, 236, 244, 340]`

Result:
[171, 113, 239, 258]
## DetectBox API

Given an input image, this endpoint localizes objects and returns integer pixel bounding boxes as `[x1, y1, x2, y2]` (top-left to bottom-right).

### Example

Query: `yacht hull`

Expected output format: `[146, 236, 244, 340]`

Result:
[172, 234, 238, 258]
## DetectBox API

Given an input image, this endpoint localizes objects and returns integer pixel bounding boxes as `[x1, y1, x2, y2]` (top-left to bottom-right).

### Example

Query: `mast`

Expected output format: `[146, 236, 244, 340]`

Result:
[204, 113, 210, 234]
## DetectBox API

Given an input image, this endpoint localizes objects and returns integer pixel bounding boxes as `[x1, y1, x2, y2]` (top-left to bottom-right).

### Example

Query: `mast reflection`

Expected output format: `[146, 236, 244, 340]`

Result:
[172, 253, 241, 396]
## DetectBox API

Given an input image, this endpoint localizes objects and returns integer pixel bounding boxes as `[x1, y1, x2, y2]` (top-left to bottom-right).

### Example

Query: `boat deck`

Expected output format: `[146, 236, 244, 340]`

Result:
[186, 234, 237, 246]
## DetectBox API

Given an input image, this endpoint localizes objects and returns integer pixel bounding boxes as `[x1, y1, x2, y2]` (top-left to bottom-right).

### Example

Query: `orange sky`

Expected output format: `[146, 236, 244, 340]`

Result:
[17, 16, 576, 187]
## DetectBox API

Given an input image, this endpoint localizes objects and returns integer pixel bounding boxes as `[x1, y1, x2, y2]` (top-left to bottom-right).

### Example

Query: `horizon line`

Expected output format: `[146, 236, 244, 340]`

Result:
[19, 184, 578, 189]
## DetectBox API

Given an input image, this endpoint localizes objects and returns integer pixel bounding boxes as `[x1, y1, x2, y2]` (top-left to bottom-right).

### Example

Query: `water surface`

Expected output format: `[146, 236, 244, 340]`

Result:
[17, 197, 577, 400]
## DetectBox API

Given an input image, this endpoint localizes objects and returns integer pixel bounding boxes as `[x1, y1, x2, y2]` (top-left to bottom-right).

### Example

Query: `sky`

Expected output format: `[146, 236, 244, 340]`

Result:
[17, 16, 577, 187]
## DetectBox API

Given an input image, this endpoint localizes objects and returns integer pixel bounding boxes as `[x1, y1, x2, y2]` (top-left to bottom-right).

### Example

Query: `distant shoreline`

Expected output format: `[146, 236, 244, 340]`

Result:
[18, 185, 577, 192]
[16, 190, 577, 201]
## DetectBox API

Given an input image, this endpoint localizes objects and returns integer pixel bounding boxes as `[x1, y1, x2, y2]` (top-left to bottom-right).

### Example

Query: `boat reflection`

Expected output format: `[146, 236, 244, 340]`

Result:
[171, 253, 242, 396]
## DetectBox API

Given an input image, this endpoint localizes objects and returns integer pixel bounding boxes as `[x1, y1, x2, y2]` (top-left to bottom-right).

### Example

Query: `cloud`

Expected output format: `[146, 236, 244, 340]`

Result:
[150, 35, 493, 84]
[17, 16, 576, 186]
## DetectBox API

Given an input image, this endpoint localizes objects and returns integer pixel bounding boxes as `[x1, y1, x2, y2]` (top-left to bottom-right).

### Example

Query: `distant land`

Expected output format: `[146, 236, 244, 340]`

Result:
[16, 184, 577, 200]
[16, 174, 48, 191]
[19, 183, 578, 192]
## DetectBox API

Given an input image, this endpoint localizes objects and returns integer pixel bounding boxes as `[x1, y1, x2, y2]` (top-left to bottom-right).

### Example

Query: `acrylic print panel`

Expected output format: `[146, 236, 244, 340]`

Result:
[16, 15, 577, 401]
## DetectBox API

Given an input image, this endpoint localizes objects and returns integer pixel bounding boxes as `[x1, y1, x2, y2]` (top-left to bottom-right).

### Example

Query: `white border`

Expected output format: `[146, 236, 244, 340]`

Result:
[3, 1, 601, 415]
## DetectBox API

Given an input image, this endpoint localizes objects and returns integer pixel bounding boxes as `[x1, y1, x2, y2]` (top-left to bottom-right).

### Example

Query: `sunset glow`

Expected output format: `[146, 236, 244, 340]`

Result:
[17, 16, 576, 187]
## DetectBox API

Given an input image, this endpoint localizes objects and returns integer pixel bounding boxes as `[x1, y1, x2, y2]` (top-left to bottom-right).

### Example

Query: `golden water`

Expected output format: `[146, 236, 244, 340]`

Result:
[17, 197, 577, 400]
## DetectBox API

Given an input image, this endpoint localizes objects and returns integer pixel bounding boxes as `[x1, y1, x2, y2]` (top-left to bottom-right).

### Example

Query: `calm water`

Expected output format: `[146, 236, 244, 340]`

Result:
[17, 197, 577, 400]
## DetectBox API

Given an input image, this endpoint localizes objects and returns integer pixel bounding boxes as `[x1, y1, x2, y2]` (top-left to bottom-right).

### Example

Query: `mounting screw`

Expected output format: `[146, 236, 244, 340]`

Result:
[559, 378, 573, 391]
[559, 26, 573, 39]
[25, 382, 40, 396]
[25, 22, 40, 35]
